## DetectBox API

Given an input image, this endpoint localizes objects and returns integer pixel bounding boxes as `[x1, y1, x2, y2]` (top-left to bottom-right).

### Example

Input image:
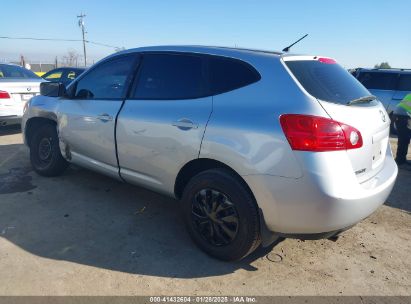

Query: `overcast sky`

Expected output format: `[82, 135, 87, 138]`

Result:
[1, 0, 410, 68]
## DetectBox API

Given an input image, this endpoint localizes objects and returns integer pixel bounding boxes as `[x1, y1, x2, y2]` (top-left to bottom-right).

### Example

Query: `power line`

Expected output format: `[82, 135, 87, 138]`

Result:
[0, 35, 124, 50]
[0, 36, 82, 42]
[87, 40, 122, 49]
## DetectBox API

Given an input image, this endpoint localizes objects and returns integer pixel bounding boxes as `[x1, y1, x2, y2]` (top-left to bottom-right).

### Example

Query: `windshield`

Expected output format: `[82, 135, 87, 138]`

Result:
[285, 60, 372, 105]
[0, 64, 41, 79]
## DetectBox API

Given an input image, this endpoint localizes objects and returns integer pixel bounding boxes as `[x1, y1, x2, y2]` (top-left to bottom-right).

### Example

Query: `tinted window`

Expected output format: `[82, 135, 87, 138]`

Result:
[0, 64, 40, 79]
[209, 57, 260, 95]
[74, 55, 136, 99]
[357, 72, 398, 90]
[134, 54, 205, 100]
[67, 69, 84, 81]
[43, 69, 63, 81]
[397, 74, 411, 91]
[286, 60, 371, 105]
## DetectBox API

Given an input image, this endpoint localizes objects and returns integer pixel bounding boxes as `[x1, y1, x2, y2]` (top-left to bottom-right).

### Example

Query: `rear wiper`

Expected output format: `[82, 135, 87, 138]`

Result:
[347, 95, 376, 106]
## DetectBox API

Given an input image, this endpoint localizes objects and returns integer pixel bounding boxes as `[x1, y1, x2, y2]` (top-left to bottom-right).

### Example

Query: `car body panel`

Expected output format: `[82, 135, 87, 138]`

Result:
[57, 98, 123, 180]
[367, 89, 396, 112]
[244, 143, 397, 233]
[117, 97, 212, 195]
[318, 101, 390, 183]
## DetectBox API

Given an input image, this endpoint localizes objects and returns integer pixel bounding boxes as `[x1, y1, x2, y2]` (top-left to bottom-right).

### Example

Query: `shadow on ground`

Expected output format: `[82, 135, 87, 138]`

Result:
[385, 168, 411, 213]
[0, 143, 281, 279]
[0, 125, 21, 136]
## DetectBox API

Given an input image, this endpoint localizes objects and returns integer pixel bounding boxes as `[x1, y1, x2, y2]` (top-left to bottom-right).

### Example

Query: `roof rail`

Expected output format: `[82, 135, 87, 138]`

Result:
[371, 67, 411, 71]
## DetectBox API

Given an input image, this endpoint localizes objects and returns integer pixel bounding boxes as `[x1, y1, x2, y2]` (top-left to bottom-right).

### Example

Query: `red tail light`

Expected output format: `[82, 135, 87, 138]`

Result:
[280, 114, 363, 152]
[318, 57, 336, 64]
[0, 90, 11, 99]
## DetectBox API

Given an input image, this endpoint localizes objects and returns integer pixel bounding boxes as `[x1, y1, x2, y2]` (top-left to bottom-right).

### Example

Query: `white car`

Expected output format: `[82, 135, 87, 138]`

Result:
[0, 63, 43, 126]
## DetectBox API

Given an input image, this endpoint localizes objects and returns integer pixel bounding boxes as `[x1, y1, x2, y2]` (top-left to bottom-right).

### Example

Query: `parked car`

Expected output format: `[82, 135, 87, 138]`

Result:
[41, 67, 86, 86]
[22, 46, 398, 261]
[0, 63, 43, 126]
[352, 68, 411, 130]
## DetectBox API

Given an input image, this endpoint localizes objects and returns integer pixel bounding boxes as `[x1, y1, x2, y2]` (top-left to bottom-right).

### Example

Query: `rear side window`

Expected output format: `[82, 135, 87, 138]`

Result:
[285, 60, 371, 105]
[209, 56, 260, 95]
[134, 54, 206, 100]
[397, 74, 411, 91]
[357, 72, 398, 90]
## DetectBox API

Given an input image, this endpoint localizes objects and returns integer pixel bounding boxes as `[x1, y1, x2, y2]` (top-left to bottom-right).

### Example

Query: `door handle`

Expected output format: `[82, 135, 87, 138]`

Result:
[172, 118, 198, 130]
[97, 113, 113, 122]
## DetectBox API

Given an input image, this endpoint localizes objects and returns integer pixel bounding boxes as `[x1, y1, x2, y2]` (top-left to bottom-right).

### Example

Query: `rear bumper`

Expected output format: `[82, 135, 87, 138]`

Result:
[0, 101, 24, 125]
[0, 115, 22, 126]
[244, 145, 398, 234]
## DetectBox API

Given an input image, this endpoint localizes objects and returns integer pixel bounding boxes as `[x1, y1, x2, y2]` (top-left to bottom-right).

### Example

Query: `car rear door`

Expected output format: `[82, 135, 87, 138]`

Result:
[57, 54, 139, 179]
[116, 52, 212, 195]
[284, 57, 391, 183]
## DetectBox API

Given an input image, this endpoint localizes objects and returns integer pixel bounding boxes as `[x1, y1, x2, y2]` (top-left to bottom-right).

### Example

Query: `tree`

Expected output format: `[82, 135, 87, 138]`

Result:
[374, 62, 391, 69]
[61, 49, 80, 67]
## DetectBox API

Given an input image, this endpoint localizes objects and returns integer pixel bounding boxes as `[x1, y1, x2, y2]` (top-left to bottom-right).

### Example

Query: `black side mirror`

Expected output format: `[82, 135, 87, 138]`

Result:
[40, 82, 67, 97]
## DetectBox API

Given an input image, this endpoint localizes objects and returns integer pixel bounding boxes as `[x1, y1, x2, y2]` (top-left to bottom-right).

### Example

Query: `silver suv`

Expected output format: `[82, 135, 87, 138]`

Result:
[22, 46, 398, 261]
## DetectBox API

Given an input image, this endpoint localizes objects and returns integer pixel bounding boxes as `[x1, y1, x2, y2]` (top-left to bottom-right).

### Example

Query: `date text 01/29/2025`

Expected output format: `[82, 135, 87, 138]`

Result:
[149, 296, 257, 303]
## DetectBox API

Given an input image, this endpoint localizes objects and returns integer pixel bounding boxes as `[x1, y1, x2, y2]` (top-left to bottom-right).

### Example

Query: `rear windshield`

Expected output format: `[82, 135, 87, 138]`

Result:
[285, 60, 371, 105]
[357, 72, 398, 90]
[0, 64, 40, 79]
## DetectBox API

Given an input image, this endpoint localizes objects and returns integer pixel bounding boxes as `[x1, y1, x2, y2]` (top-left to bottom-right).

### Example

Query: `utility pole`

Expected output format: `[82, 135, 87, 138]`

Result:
[77, 13, 87, 66]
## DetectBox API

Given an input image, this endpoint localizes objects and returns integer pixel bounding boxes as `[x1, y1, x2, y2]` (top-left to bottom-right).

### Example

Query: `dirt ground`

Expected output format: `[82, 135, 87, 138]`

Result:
[0, 125, 410, 296]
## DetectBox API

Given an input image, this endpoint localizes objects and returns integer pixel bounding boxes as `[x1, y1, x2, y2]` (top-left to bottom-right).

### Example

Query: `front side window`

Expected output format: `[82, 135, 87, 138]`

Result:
[397, 74, 411, 91]
[357, 72, 398, 90]
[133, 54, 206, 100]
[74, 55, 137, 99]
[43, 69, 63, 81]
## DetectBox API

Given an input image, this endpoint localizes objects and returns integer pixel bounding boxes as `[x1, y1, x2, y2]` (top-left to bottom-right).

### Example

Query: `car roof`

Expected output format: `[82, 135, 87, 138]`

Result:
[118, 45, 284, 58]
[0, 63, 23, 67]
[48, 67, 86, 71]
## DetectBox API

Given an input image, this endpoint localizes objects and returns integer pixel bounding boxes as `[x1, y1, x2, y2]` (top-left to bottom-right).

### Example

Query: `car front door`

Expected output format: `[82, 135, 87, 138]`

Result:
[57, 54, 139, 179]
[116, 53, 212, 195]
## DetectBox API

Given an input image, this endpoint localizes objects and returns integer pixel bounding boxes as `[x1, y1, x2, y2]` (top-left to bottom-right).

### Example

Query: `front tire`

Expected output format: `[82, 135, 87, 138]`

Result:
[30, 123, 68, 177]
[181, 169, 261, 261]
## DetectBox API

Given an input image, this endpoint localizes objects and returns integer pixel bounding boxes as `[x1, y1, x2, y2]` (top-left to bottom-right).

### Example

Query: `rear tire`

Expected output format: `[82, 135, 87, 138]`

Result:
[30, 123, 68, 177]
[181, 168, 261, 261]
